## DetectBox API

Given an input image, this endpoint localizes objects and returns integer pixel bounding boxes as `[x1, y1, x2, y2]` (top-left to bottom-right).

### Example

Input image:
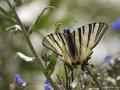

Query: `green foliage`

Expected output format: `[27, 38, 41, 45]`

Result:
[0, 7, 16, 23]
[0, 7, 9, 16]
[46, 53, 57, 76]
[55, 23, 62, 33]
[0, 0, 120, 90]
[28, 6, 55, 34]
[41, 50, 57, 76]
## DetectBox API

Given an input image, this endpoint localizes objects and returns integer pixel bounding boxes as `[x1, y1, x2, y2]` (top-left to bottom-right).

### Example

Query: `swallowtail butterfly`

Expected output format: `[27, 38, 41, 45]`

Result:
[42, 22, 108, 66]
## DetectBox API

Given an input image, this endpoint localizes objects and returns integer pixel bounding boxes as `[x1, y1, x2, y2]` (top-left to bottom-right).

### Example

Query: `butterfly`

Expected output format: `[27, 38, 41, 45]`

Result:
[42, 22, 108, 67]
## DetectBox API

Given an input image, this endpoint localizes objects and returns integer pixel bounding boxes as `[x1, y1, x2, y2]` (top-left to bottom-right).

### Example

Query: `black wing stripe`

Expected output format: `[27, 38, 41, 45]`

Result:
[87, 24, 92, 47]
[95, 24, 108, 44]
[50, 34, 64, 53]
[95, 23, 106, 41]
[95, 23, 104, 41]
[58, 33, 71, 58]
[56, 33, 61, 41]
[72, 31, 78, 56]
[95, 23, 100, 41]
[82, 26, 85, 35]
[56, 33, 72, 60]
[92, 23, 108, 49]
[78, 28, 82, 55]
[43, 38, 57, 53]
[72, 31, 75, 44]
[48, 35, 55, 44]
[78, 28, 82, 46]
[58, 33, 65, 45]
[92, 23, 96, 33]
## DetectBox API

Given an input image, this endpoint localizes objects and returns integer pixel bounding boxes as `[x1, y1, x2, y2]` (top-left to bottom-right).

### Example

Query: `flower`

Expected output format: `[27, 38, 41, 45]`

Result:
[112, 18, 120, 30]
[63, 28, 70, 33]
[14, 74, 25, 84]
[104, 55, 112, 62]
[44, 80, 51, 90]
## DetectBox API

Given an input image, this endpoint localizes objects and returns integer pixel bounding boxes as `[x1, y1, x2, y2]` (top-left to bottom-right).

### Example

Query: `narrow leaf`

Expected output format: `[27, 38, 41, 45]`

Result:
[0, 6, 9, 16]
[55, 23, 62, 33]
[46, 53, 57, 76]
[0, 6, 16, 23]
[28, 6, 55, 34]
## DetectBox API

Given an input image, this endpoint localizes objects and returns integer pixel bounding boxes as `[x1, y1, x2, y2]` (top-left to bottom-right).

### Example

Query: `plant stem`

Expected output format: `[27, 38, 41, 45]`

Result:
[5, 0, 58, 89]
[84, 65, 103, 90]
[64, 65, 69, 90]
[64, 65, 73, 90]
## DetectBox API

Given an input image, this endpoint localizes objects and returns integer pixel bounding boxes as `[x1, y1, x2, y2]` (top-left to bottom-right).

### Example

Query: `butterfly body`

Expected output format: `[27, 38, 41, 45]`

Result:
[42, 22, 108, 67]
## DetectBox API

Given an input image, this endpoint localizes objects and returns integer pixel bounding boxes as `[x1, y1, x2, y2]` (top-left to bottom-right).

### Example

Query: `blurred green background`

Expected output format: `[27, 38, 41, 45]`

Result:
[0, 0, 120, 90]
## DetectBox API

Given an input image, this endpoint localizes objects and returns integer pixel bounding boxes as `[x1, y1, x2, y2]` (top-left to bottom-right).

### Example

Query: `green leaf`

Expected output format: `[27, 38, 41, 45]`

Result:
[46, 53, 57, 76]
[0, 7, 16, 24]
[28, 6, 55, 34]
[0, 7, 8, 16]
[41, 50, 51, 63]
[55, 23, 62, 33]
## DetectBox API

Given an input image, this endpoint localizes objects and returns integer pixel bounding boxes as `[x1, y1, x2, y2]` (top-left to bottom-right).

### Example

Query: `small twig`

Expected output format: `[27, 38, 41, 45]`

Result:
[64, 65, 73, 90]
[5, 0, 58, 89]
[80, 71, 85, 90]
[56, 74, 66, 89]
[84, 65, 103, 90]
[64, 65, 69, 90]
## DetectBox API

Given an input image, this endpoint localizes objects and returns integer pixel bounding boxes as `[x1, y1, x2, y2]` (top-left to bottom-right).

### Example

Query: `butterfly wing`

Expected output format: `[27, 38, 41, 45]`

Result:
[42, 33, 73, 64]
[72, 22, 108, 64]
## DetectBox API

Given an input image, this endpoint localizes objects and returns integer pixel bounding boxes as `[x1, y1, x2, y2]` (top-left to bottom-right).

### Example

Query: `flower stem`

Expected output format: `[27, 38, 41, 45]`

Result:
[84, 65, 103, 90]
[5, 0, 58, 89]
[64, 65, 73, 90]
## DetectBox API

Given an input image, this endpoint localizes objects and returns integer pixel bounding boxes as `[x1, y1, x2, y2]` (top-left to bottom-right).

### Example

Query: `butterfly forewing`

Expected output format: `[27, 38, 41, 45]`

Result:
[42, 33, 72, 64]
[72, 22, 108, 64]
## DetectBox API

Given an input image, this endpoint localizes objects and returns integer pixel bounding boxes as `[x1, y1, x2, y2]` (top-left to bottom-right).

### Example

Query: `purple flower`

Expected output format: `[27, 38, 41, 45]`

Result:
[44, 80, 51, 90]
[112, 18, 120, 30]
[104, 55, 112, 62]
[14, 74, 25, 84]
[63, 28, 70, 33]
